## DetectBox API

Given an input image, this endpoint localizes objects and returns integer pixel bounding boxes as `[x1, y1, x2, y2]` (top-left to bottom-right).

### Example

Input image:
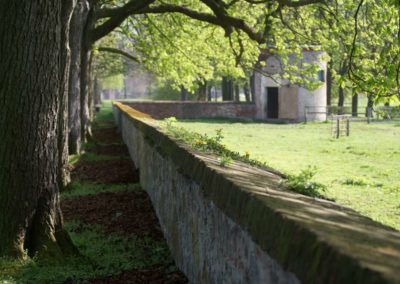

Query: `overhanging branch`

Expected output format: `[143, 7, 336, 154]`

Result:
[98, 46, 140, 62]
[276, 0, 324, 7]
[91, 0, 155, 42]
[139, 4, 265, 43]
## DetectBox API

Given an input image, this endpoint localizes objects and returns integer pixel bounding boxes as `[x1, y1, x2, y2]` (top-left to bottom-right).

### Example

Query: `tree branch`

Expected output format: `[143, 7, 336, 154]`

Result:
[275, 0, 324, 7]
[139, 4, 265, 43]
[91, 0, 155, 42]
[97, 46, 140, 62]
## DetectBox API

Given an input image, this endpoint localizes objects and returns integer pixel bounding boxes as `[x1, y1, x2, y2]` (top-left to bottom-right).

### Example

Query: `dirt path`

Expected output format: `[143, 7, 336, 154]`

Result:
[62, 121, 187, 283]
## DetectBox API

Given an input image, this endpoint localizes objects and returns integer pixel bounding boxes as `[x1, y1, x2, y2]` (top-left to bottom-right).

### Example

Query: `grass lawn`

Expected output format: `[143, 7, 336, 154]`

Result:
[174, 119, 400, 230]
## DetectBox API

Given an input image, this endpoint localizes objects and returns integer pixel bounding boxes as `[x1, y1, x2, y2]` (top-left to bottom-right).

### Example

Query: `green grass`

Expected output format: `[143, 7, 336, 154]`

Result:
[69, 152, 126, 166]
[174, 119, 400, 230]
[0, 222, 173, 283]
[92, 100, 115, 129]
[62, 181, 141, 199]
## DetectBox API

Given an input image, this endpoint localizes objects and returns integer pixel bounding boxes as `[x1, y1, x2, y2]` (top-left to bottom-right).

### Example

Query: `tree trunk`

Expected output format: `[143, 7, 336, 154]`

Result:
[327, 60, 332, 106]
[68, 0, 89, 155]
[222, 77, 234, 101]
[352, 92, 358, 117]
[197, 82, 207, 101]
[93, 76, 103, 107]
[338, 87, 345, 114]
[88, 51, 96, 122]
[80, 47, 92, 143]
[234, 84, 240, 102]
[244, 81, 251, 102]
[207, 85, 212, 101]
[338, 87, 345, 107]
[0, 0, 77, 258]
[366, 94, 374, 117]
[250, 74, 256, 102]
[180, 85, 189, 101]
[80, 3, 96, 144]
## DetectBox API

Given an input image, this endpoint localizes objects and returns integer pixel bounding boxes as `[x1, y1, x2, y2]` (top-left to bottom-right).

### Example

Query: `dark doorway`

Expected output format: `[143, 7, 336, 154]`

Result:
[266, 87, 279, 119]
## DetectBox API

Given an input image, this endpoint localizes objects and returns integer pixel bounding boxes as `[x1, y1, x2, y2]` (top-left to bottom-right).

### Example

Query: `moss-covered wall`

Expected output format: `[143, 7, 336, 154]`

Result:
[113, 102, 400, 284]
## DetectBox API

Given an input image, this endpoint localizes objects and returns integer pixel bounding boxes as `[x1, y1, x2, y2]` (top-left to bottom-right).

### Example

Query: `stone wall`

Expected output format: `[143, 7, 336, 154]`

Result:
[123, 101, 257, 120]
[113, 102, 400, 284]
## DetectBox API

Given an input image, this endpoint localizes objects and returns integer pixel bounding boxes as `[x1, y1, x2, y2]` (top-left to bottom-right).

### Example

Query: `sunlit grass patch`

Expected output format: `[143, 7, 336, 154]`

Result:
[173, 119, 400, 230]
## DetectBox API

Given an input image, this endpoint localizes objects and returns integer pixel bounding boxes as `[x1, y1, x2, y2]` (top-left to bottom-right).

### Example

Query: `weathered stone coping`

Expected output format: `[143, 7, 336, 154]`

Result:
[113, 101, 400, 284]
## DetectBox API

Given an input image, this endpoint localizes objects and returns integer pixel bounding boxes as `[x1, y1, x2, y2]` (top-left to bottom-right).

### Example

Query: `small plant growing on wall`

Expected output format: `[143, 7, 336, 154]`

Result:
[218, 154, 233, 167]
[282, 166, 326, 198]
[163, 116, 177, 128]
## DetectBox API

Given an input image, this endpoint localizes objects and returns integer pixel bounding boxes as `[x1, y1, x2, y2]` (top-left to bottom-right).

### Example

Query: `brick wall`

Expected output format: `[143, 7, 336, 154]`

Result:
[124, 101, 257, 119]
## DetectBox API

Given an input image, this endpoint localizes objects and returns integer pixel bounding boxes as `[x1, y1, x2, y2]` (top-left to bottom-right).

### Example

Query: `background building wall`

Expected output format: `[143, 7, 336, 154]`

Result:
[254, 50, 327, 122]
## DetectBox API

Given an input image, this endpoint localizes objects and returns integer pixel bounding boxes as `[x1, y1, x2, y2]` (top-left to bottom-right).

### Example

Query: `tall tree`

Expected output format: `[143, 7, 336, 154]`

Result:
[0, 0, 75, 258]
[69, 0, 90, 154]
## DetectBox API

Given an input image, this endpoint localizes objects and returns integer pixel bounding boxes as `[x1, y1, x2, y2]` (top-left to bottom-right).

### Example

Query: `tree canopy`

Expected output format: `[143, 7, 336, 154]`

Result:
[95, 0, 400, 102]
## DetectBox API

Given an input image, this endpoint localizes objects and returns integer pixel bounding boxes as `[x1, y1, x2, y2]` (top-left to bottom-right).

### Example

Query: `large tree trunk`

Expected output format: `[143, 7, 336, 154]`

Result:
[80, 3, 96, 144]
[68, 0, 89, 155]
[0, 0, 76, 258]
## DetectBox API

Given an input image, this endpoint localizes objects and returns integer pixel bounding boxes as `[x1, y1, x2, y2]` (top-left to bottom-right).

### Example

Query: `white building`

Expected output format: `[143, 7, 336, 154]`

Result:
[253, 50, 327, 122]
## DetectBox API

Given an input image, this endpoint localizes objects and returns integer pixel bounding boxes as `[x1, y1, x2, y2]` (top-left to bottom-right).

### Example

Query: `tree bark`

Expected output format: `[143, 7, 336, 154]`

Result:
[93, 76, 103, 107]
[207, 84, 212, 101]
[352, 92, 358, 117]
[222, 77, 234, 101]
[80, 4, 96, 143]
[0, 1, 76, 258]
[180, 85, 189, 101]
[244, 81, 251, 102]
[88, 51, 96, 122]
[68, 0, 89, 155]
[338, 86, 345, 114]
[250, 74, 256, 102]
[234, 84, 240, 102]
[197, 82, 207, 101]
[327, 60, 332, 106]
[366, 94, 374, 117]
